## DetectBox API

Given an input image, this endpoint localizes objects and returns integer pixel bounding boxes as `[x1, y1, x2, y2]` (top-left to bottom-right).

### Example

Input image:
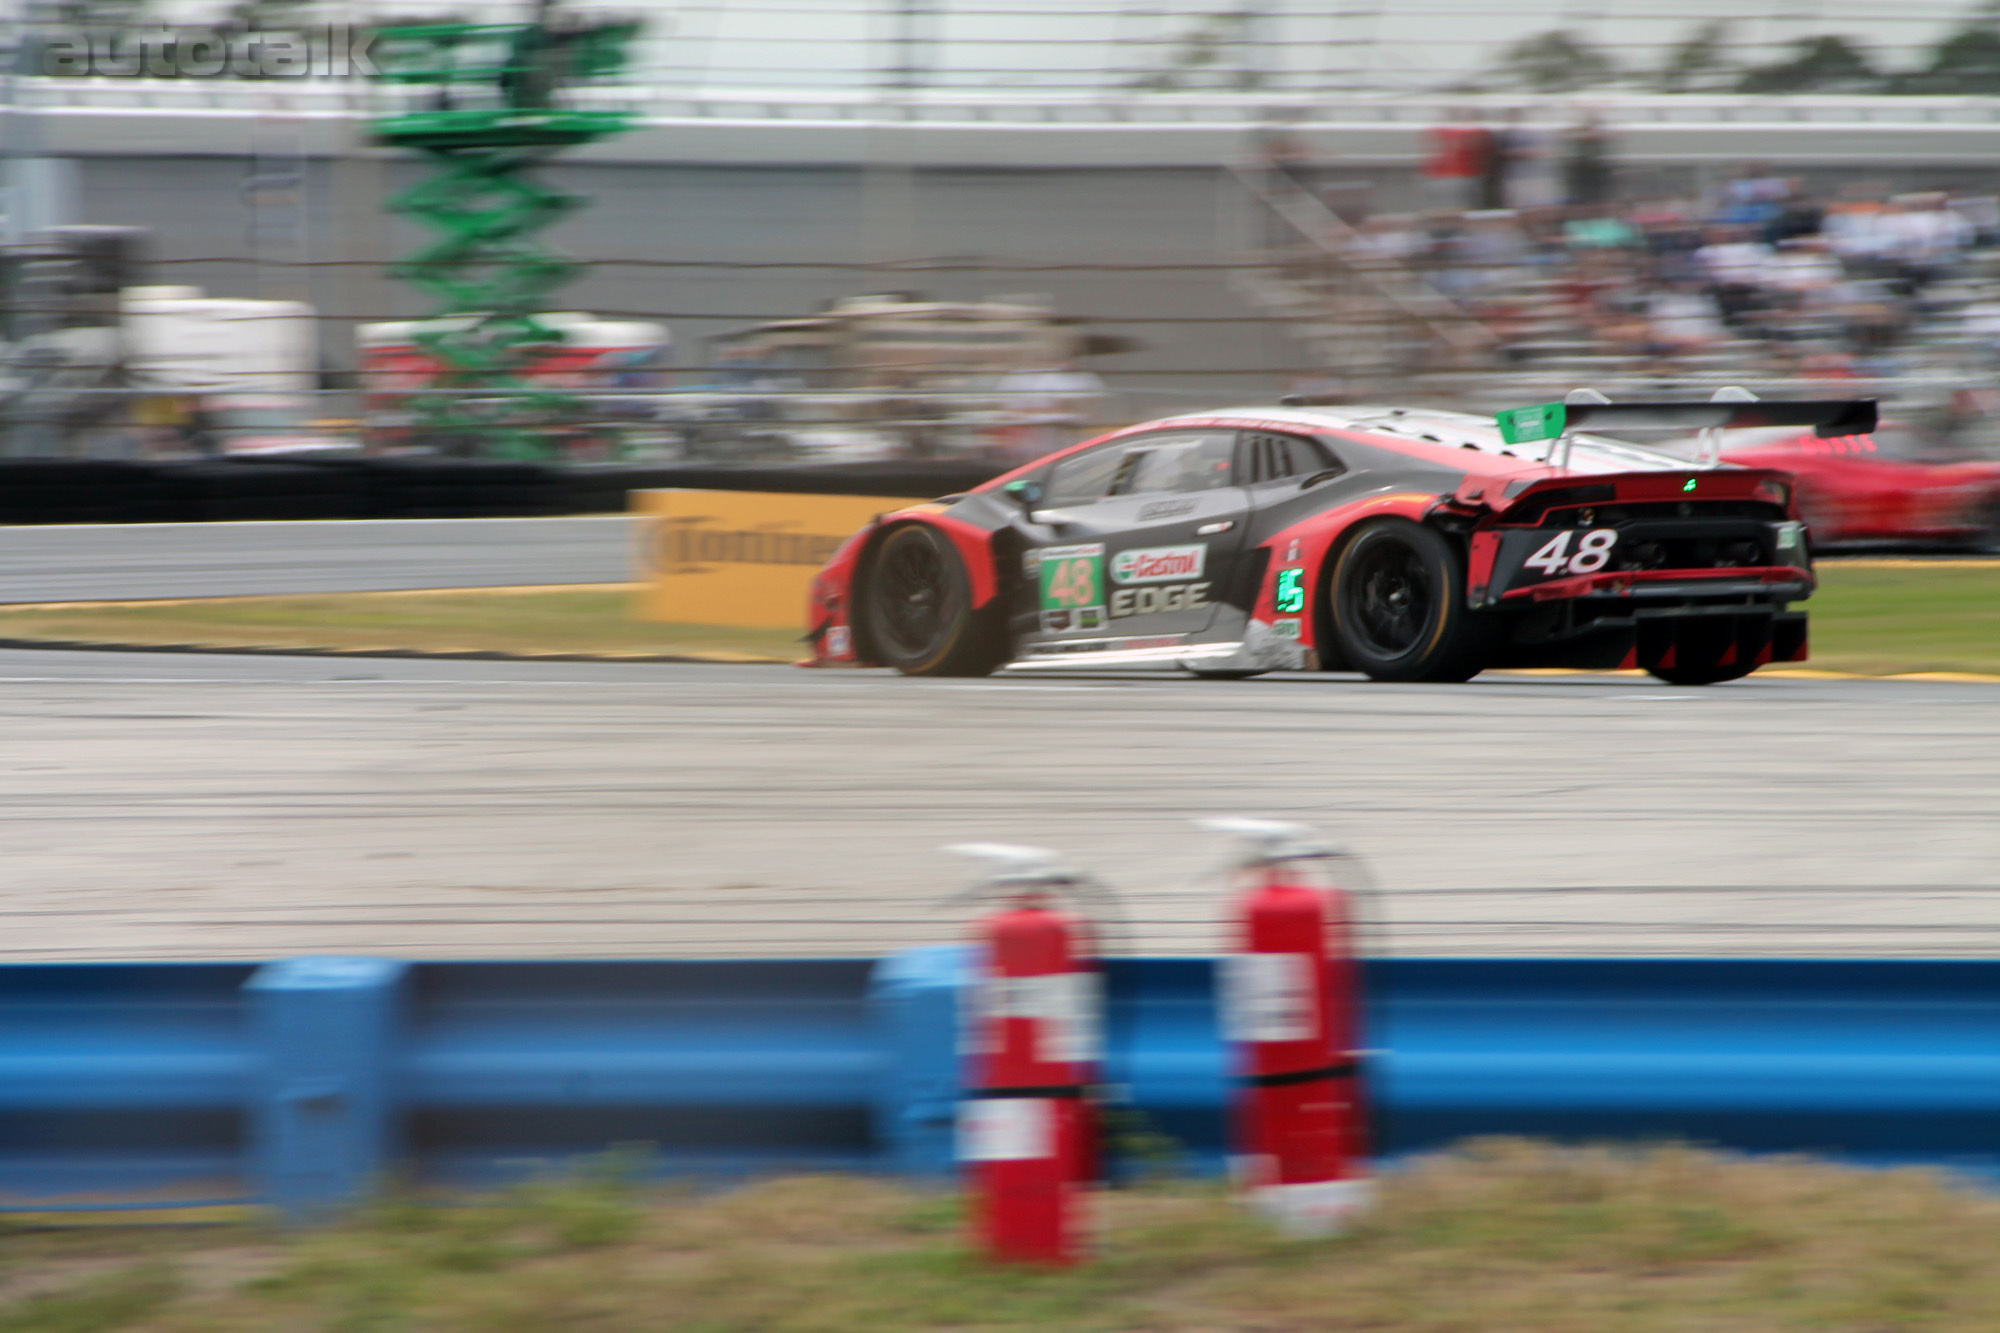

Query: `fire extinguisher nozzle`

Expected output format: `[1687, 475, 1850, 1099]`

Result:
[946, 842, 1066, 867]
[945, 843, 1080, 890]
[1198, 817, 1339, 866]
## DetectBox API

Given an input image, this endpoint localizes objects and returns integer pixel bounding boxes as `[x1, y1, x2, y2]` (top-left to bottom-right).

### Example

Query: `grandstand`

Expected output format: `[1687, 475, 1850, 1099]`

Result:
[11, 2, 2000, 441]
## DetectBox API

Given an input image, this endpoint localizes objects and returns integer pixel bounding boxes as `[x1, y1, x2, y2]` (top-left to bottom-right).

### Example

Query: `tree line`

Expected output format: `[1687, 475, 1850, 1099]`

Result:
[1494, 12, 2000, 97]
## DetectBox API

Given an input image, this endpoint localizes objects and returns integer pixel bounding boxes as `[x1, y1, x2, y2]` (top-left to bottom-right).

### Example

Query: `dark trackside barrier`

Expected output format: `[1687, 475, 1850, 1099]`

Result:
[0, 459, 1010, 525]
[568, 460, 1009, 509]
[3, 951, 1997, 1220]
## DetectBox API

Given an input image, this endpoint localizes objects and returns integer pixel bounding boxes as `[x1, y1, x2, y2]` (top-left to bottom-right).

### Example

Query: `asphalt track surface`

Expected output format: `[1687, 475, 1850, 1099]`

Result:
[0, 517, 638, 602]
[2, 647, 1994, 962]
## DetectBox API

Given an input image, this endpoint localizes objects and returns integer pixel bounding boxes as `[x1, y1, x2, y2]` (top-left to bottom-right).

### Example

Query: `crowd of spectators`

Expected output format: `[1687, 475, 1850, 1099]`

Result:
[1305, 115, 2000, 380]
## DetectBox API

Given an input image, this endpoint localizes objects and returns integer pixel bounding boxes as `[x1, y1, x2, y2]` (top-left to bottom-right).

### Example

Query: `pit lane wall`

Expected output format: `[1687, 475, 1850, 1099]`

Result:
[7, 951, 1998, 1218]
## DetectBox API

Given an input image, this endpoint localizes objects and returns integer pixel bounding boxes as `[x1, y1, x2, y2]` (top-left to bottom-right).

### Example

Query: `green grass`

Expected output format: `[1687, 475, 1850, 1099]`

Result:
[0, 563, 1992, 677]
[1805, 563, 2000, 675]
[0, 1265, 177, 1333]
[0, 590, 800, 663]
[6, 1145, 2000, 1332]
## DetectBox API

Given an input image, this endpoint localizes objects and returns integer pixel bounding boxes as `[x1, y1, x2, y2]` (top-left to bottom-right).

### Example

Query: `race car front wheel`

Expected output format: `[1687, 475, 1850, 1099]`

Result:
[857, 523, 1005, 677]
[1329, 519, 1492, 683]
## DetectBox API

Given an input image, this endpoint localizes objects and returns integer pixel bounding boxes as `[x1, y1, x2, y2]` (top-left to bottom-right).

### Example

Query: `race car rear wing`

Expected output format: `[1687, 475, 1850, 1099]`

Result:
[1496, 395, 1878, 447]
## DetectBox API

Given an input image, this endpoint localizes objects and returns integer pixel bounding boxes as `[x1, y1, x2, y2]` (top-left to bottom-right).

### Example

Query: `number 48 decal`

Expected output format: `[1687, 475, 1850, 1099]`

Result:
[1523, 528, 1618, 576]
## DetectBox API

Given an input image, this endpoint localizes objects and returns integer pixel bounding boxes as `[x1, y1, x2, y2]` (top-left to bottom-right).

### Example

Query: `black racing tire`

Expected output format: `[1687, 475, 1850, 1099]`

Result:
[1975, 494, 2000, 554]
[1329, 519, 1493, 683]
[856, 524, 1006, 677]
[1646, 616, 1760, 685]
[1646, 662, 1758, 686]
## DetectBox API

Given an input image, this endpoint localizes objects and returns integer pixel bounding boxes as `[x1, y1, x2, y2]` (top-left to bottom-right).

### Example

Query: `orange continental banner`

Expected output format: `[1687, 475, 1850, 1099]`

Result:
[632, 488, 912, 629]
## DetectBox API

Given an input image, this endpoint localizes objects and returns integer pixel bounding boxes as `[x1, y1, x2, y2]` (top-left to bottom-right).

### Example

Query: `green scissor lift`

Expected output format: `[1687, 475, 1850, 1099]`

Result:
[368, 13, 639, 457]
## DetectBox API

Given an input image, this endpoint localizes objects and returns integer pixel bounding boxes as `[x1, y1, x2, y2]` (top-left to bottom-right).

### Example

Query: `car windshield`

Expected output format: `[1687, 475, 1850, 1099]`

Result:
[1113, 435, 1235, 494]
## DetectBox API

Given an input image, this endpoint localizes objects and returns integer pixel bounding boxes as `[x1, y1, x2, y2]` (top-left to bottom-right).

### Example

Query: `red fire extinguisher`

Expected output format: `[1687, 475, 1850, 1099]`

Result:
[950, 844, 1101, 1266]
[1204, 818, 1373, 1237]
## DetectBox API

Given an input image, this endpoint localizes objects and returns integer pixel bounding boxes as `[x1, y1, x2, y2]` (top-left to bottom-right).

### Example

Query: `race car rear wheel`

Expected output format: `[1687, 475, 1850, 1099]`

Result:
[1329, 519, 1492, 683]
[857, 523, 1005, 677]
[1646, 662, 1758, 686]
[1644, 616, 1760, 685]
[1975, 494, 2000, 554]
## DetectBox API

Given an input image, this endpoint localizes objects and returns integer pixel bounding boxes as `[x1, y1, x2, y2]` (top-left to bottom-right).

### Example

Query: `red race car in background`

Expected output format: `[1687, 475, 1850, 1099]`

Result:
[1714, 421, 2000, 550]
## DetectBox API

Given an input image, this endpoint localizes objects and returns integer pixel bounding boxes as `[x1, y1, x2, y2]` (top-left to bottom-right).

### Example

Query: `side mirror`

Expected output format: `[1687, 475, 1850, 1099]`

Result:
[1002, 479, 1045, 516]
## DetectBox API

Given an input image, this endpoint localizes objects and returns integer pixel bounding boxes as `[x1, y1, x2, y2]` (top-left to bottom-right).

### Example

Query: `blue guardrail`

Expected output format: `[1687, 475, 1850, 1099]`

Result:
[0, 949, 1995, 1217]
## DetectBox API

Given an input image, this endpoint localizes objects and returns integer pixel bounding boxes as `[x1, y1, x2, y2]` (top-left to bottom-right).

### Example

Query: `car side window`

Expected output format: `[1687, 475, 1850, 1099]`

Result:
[1043, 441, 1128, 506]
[1108, 432, 1237, 495]
[1243, 431, 1342, 484]
[1247, 434, 1282, 484]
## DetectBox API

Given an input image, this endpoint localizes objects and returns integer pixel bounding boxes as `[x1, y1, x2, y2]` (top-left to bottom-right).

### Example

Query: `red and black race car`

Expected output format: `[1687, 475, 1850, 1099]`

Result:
[805, 393, 1876, 686]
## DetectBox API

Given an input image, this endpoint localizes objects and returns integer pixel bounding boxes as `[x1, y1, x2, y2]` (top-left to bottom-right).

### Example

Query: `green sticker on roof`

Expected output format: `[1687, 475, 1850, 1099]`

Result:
[1496, 402, 1567, 446]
